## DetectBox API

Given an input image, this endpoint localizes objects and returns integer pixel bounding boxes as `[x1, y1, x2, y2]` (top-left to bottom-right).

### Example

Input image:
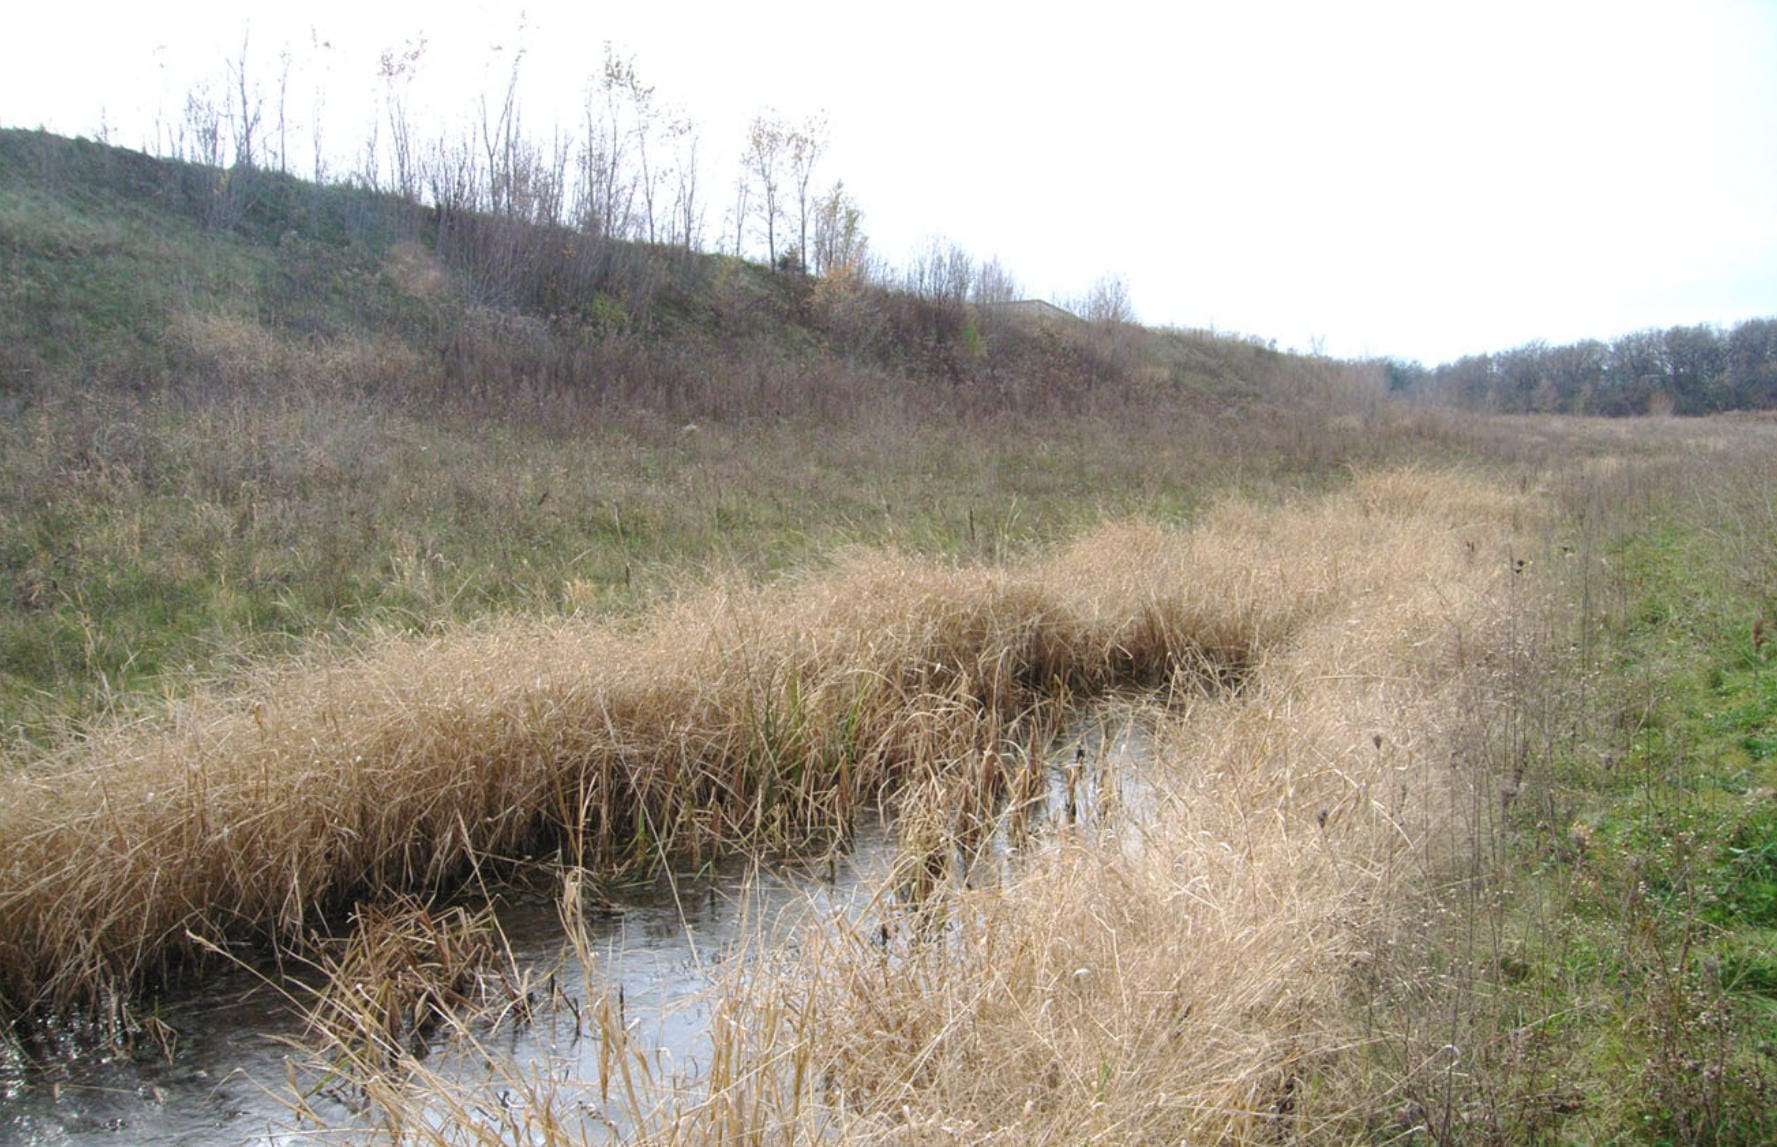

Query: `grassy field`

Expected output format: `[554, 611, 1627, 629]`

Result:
[5, 130, 1777, 1142]
[266, 431, 1777, 1144]
[1454, 419, 1777, 1143]
[1, 128, 1411, 748]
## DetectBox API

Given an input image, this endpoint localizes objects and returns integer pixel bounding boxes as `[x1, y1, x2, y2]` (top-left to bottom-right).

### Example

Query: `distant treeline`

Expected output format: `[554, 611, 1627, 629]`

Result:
[1389, 318, 1777, 416]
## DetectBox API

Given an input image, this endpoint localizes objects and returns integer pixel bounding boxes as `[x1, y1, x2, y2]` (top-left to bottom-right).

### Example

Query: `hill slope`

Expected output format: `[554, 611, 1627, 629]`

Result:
[0, 128, 1402, 742]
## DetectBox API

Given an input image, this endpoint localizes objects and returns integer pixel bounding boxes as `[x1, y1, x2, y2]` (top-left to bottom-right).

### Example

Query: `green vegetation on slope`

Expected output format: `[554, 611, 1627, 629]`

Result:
[0, 128, 1402, 745]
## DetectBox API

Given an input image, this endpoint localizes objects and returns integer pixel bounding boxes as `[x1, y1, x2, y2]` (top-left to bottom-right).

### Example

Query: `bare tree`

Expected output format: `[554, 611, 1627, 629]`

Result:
[225, 32, 263, 169]
[180, 79, 237, 229]
[480, 55, 523, 215]
[666, 128, 702, 248]
[786, 114, 826, 270]
[356, 117, 381, 190]
[181, 84, 225, 168]
[274, 46, 292, 174]
[584, 47, 703, 248]
[728, 170, 750, 257]
[535, 125, 572, 225]
[971, 255, 1020, 305]
[426, 129, 483, 218]
[613, 51, 666, 243]
[905, 238, 973, 303]
[308, 30, 331, 184]
[379, 35, 427, 201]
[577, 47, 636, 239]
[742, 113, 788, 265]
[1081, 272, 1135, 324]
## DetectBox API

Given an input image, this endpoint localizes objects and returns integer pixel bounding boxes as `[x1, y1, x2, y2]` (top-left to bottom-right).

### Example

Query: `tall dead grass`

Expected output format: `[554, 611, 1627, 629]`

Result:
[271, 466, 1535, 1142]
[0, 461, 1529, 1127]
[683, 468, 1535, 1143]
[0, 462, 1542, 1138]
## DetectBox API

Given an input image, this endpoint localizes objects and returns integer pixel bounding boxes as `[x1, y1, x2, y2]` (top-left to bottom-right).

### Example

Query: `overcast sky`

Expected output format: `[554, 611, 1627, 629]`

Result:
[5, 1, 1774, 364]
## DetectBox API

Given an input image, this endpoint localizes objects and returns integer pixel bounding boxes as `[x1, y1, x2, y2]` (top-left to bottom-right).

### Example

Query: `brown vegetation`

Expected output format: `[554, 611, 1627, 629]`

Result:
[253, 466, 1539, 1143]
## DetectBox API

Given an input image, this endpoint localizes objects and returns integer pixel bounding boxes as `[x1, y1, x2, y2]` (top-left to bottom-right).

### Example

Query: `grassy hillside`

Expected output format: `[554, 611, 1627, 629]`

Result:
[0, 127, 1404, 744]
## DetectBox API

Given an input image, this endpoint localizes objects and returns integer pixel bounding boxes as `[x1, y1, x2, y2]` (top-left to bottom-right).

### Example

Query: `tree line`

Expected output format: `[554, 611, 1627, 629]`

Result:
[1388, 318, 1777, 416]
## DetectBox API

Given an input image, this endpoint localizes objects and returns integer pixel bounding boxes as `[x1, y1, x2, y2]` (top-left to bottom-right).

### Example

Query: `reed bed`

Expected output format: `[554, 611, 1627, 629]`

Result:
[622, 471, 1519, 1142]
[0, 470, 1447, 1019]
[555, 465, 1531, 1144]
[275, 465, 1535, 1142]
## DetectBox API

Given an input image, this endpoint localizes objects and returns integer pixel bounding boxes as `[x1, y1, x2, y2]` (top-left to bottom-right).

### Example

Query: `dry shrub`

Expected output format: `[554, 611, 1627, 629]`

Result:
[167, 309, 425, 397]
[383, 240, 455, 303]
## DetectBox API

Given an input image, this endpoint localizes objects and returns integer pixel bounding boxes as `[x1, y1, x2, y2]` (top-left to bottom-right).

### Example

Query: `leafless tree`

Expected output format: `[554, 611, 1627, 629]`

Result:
[480, 55, 523, 215]
[308, 31, 331, 184]
[426, 129, 483, 218]
[742, 113, 788, 265]
[578, 47, 635, 239]
[181, 84, 225, 169]
[971, 255, 1020, 305]
[615, 52, 665, 243]
[1081, 272, 1135, 324]
[226, 32, 262, 169]
[274, 46, 292, 174]
[667, 129, 702, 249]
[905, 238, 973, 303]
[356, 117, 381, 190]
[379, 35, 427, 201]
[787, 113, 826, 270]
[728, 170, 750, 257]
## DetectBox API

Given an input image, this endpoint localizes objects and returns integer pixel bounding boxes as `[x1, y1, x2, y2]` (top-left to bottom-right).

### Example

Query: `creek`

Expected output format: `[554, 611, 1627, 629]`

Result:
[0, 709, 1156, 1146]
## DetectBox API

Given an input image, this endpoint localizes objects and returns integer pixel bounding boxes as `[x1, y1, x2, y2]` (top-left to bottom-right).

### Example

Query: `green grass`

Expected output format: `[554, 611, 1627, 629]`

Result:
[1445, 466, 1777, 1144]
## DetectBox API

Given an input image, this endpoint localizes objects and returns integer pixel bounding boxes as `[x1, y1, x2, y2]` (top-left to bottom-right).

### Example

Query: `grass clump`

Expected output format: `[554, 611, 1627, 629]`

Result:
[303, 896, 510, 1071]
[3, 470, 1397, 1018]
[210, 465, 1538, 1143]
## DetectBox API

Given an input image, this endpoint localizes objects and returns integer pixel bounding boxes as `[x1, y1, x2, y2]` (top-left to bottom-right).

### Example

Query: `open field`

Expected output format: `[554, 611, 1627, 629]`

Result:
[7, 130, 1777, 1142]
[264, 417, 1777, 1145]
[9, 417, 1777, 1143]
[0, 363, 1419, 748]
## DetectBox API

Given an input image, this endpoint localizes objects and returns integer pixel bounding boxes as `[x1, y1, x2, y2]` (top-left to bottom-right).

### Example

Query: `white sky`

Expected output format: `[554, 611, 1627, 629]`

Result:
[4, 0, 1775, 364]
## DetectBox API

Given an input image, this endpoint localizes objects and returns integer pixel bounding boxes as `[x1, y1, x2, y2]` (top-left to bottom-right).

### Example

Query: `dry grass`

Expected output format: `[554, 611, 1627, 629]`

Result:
[140, 464, 1531, 1144]
[0, 470, 1488, 1018]
[725, 468, 1534, 1143]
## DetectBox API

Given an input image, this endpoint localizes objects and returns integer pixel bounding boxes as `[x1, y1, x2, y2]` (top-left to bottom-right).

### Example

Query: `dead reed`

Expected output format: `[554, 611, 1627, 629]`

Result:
[302, 895, 510, 1071]
[614, 465, 1540, 1143]
[230, 464, 1535, 1146]
[0, 469, 1451, 1019]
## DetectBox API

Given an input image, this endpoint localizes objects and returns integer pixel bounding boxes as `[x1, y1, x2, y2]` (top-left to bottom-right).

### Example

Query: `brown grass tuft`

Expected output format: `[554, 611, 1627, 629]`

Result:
[0, 467, 1530, 1064]
[660, 465, 1538, 1142]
